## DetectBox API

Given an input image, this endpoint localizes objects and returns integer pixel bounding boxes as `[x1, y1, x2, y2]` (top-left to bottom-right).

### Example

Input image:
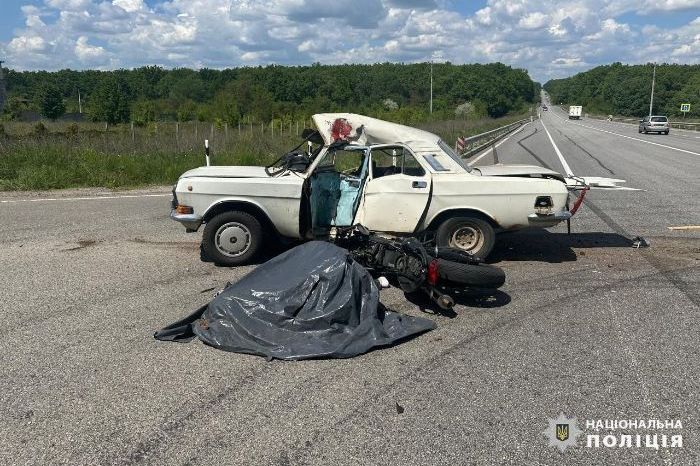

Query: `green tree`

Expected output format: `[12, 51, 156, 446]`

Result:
[39, 84, 65, 120]
[90, 76, 130, 124]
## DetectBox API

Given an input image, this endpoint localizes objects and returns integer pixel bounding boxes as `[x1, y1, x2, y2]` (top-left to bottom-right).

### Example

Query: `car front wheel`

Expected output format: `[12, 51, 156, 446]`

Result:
[202, 211, 263, 266]
[436, 216, 495, 260]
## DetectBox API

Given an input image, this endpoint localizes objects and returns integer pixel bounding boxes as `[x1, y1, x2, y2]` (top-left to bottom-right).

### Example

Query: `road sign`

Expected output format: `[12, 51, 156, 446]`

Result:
[680, 103, 690, 112]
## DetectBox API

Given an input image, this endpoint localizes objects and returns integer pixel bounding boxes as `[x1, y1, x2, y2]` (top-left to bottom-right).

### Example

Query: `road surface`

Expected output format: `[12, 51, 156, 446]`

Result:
[0, 104, 698, 465]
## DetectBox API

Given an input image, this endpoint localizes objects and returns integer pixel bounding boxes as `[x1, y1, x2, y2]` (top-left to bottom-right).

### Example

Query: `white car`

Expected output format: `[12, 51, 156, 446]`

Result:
[171, 113, 580, 265]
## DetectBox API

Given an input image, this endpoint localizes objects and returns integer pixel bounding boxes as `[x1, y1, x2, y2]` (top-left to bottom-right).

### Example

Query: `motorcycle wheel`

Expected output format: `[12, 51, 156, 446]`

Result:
[435, 259, 505, 289]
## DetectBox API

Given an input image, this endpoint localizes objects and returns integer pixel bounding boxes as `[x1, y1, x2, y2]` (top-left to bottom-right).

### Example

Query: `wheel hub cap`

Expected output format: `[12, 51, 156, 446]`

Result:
[451, 226, 481, 251]
[216, 222, 251, 256]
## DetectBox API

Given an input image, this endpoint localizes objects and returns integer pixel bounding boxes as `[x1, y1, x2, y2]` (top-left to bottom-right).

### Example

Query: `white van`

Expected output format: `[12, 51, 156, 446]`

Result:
[568, 106, 582, 120]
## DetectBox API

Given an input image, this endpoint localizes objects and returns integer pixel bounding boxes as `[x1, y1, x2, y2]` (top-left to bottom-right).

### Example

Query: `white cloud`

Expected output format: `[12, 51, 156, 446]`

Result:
[112, 0, 144, 13]
[75, 36, 105, 60]
[0, 0, 697, 80]
[8, 36, 47, 53]
[519, 12, 548, 30]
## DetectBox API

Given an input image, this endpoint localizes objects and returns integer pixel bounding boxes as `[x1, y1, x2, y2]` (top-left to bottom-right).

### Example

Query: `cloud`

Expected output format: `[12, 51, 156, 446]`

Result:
[75, 36, 105, 61]
[0, 0, 697, 80]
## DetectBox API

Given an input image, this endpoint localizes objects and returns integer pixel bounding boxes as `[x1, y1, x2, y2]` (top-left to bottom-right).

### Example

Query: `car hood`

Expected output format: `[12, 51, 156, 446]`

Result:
[179, 166, 270, 179]
[472, 164, 565, 182]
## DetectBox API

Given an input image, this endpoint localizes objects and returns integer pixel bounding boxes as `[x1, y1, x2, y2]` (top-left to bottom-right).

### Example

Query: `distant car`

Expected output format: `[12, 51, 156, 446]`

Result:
[542, 105, 548, 111]
[639, 116, 670, 134]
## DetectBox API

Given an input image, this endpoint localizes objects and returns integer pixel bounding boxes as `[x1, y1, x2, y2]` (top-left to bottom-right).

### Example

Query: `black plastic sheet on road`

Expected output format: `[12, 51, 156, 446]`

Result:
[155, 241, 435, 360]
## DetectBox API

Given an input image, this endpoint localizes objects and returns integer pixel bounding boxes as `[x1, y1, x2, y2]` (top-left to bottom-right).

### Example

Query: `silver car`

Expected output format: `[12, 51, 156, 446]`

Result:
[639, 116, 670, 134]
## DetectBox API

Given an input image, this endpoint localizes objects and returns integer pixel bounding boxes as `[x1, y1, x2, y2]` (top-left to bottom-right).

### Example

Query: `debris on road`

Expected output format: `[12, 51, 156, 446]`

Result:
[631, 236, 650, 248]
[154, 241, 435, 360]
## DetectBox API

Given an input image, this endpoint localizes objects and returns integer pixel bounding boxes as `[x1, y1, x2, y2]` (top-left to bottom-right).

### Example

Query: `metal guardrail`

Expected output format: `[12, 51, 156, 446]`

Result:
[458, 118, 531, 159]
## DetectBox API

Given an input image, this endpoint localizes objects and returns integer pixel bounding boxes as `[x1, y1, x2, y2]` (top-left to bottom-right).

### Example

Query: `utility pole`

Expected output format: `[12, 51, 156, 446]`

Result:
[78, 89, 82, 114]
[648, 63, 656, 117]
[0, 60, 6, 116]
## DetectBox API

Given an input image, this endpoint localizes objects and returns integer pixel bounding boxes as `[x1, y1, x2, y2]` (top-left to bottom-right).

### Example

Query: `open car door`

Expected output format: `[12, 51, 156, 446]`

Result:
[356, 144, 432, 233]
[306, 145, 370, 235]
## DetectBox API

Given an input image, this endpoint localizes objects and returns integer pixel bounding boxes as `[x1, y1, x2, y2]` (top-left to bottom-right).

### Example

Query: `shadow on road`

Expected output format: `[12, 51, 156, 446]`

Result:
[489, 229, 633, 264]
[404, 289, 512, 316]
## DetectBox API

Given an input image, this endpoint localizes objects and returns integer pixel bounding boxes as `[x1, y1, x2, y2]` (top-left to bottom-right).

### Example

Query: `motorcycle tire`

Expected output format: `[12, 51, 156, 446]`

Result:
[435, 259, 505, 289]
[434, 247, 482, 265]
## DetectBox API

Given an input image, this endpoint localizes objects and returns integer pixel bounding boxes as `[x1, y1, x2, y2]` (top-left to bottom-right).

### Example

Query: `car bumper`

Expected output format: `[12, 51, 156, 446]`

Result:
[170, 209, 203, 231]
[527, 211, 572, 227]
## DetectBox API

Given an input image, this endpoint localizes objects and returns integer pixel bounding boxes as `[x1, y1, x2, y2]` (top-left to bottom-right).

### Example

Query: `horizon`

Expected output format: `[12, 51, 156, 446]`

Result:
[0, 1, 698, 82]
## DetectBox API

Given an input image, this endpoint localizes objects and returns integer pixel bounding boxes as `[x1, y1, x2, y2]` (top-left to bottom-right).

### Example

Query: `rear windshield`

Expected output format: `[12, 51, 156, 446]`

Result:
[651, 117, 668, 122]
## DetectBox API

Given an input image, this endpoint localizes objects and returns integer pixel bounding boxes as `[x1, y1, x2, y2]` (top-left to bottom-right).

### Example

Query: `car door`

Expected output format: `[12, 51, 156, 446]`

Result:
[355, 144, 432, 233]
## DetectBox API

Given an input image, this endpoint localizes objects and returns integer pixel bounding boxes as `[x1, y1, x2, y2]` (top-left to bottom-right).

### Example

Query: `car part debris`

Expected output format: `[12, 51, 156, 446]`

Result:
[631, 236, 650, 248]
[154, 241, 435, 360]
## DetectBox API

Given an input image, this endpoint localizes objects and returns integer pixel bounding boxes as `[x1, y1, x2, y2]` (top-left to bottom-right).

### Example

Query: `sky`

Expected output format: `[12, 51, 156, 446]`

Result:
[0, 0, 698, 82]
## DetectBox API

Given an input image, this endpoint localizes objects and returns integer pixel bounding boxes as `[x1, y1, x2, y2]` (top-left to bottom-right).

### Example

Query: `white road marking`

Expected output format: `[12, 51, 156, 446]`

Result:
[667, 225, 700, 231]
[540, 118, 574, 176]
[551, 111, 700, 157]
[467, 123, 529, 166]
[0, 193, 171, 204]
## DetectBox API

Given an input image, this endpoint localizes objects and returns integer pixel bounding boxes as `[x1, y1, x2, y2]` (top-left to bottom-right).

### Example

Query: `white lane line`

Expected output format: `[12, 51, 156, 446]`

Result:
[0, 193, 171, 204]
[540, 117, 574, 176]
[551, 111, 700, 157]
[468, 123, 529, 166]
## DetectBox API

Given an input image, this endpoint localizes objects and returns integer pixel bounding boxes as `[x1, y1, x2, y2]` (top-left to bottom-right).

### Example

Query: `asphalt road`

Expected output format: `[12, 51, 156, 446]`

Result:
[1, 103, 698, 465]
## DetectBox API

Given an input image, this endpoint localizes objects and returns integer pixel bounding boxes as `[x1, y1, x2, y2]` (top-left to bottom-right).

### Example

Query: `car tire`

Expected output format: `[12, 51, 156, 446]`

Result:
[664, 130, 669, 135]
[638, 128, 642, 133]
[202, 211, 263, 266]
[436, 216, 495, 260]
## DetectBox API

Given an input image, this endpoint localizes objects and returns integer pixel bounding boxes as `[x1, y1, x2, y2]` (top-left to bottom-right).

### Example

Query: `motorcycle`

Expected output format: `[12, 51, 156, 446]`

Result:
[337, 226, 505, 310]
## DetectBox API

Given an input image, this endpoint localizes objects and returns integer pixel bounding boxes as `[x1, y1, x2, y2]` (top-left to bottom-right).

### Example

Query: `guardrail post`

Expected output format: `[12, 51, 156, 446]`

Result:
[492, 141, 499, 164]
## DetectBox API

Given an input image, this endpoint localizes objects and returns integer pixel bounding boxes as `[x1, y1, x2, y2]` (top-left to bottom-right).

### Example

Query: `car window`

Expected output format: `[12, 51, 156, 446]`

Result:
[651, 116, 668, 122]
[316, 147, 366, 176]
[371, 146, 425, 178]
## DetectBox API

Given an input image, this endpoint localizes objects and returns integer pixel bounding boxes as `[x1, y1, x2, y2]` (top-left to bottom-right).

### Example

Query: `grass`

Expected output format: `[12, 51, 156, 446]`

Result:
[0, 113, 530, 191]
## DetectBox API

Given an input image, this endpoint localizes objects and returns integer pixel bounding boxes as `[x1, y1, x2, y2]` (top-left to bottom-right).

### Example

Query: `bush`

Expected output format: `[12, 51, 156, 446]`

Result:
[34, 122, 47, 135]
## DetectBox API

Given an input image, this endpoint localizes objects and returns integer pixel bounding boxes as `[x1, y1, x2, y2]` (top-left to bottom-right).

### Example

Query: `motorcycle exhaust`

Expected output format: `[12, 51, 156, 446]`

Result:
[424, 286, 455, 310]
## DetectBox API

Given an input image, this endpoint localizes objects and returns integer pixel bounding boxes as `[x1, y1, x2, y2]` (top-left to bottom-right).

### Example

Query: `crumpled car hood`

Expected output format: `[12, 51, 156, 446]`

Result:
[473, 164, 565, 181]
[179, 166, 269, 179]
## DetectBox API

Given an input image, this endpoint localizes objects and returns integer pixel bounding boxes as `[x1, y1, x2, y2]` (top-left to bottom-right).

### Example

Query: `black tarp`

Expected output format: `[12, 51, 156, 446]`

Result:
[155, 241, 435, 360]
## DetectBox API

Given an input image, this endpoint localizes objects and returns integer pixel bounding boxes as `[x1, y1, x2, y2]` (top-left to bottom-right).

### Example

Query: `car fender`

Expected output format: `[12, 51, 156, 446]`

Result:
[423, 207, 500, 232]
[199, 196, 297, 238]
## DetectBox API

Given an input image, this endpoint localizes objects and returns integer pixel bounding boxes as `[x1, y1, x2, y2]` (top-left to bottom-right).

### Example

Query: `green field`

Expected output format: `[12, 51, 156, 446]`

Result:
[0, 114, 529, 191]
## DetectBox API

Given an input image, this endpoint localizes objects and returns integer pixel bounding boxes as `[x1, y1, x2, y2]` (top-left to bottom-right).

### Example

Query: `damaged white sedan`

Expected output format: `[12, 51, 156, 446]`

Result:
[171, 113, 589, 265]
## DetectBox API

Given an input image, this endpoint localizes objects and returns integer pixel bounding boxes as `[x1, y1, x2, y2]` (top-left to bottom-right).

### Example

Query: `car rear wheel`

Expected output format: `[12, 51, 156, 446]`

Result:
[436, 216, 495, 260]
[202, 211, 262, 266]
[664, 130, 669, 135]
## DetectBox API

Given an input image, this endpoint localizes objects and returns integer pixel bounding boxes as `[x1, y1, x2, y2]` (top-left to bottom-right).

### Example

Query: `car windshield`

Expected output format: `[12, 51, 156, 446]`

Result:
[438, 139, 472, 172]
[651, 117, 668, 122]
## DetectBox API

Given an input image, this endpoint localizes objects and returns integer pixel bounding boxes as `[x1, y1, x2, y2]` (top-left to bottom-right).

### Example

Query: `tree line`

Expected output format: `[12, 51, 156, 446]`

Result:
[1, 62, 539, 125]
[544, 63, 700, 117]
